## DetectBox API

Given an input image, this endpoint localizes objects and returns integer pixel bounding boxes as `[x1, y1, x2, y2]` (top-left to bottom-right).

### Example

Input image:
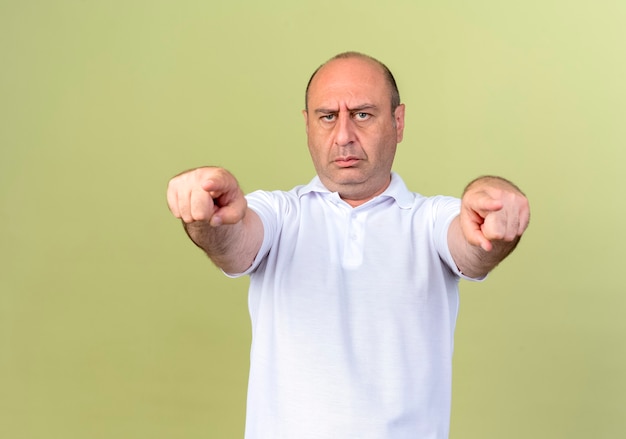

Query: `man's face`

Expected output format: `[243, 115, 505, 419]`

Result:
[303, 57, 405, 206]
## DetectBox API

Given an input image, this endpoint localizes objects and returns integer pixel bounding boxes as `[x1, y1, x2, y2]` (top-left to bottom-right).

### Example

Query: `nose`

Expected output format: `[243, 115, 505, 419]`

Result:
[333, 112, 356, 146]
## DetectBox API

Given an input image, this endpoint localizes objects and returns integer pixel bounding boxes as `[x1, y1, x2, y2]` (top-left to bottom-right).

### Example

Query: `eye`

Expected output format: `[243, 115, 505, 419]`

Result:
[321, 114, 336, 122]
[353, 112, 370, 121]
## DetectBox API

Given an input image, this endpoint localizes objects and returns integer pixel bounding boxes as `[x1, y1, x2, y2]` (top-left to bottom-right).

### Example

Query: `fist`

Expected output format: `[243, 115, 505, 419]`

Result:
[166, 167, 247, 226]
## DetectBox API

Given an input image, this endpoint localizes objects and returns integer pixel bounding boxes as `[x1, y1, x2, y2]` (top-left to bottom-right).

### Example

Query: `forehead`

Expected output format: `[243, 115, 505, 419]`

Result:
[308, 57, 390, 108]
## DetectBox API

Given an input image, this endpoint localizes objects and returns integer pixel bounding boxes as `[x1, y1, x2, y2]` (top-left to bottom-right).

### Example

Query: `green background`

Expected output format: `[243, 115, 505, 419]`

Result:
[1, 1, 624, 438]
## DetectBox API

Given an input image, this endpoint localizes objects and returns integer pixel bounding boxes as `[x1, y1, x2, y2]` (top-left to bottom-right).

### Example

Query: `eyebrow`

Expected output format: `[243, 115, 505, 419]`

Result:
[313, 104, 378, 114]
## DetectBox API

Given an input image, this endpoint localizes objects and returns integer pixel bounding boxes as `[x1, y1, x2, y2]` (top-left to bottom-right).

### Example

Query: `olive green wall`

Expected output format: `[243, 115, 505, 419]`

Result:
[1, 1, 624, 438]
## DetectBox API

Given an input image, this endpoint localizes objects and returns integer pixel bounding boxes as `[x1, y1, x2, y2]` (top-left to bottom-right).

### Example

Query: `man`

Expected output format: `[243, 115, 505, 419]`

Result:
[167, 52, 530, 439]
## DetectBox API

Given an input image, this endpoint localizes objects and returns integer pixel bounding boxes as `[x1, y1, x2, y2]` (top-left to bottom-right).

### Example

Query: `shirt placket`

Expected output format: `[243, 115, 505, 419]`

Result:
[342, 210, 366, 268]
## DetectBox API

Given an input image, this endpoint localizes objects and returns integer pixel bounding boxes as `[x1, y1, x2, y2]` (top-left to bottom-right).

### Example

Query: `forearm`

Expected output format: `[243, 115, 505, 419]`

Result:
[183, 208, 263, 274]
[448, 216, 519, 278]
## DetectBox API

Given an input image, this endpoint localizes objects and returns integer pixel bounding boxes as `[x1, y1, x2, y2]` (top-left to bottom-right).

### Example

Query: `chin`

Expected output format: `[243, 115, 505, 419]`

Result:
[329, 172, 368, 187]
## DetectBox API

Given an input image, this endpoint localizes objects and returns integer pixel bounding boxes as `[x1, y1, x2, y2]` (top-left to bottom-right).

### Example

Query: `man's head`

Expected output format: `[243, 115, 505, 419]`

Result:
[305, 52, 401, 113]
[303, 52, 406, 207]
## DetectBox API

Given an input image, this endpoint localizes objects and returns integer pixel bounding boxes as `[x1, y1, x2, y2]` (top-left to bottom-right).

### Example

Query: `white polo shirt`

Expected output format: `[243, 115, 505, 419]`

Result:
[231, 173, 475, 439]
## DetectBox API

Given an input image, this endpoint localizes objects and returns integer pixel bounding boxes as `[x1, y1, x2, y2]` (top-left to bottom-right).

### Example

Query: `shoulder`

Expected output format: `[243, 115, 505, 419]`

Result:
[245, 176, 330, 210]
[245, 186, 306, 209]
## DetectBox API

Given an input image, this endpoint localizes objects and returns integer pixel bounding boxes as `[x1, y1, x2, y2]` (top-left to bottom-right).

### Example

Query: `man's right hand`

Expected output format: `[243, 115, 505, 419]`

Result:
[166, 167, 247, 226]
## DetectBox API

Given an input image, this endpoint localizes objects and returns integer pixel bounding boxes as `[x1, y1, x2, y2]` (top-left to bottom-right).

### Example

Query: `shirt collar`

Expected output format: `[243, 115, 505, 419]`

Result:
[297, 172, 415, 209]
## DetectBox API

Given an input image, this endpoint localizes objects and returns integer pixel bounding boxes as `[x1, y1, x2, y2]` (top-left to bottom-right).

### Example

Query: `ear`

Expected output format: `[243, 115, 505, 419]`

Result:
[302, 109, 309, 134]
[394, 104, 405, 143]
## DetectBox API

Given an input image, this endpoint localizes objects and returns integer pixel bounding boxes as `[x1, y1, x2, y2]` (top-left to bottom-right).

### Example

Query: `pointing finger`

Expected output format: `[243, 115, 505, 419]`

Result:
[210, 192, 247, 226]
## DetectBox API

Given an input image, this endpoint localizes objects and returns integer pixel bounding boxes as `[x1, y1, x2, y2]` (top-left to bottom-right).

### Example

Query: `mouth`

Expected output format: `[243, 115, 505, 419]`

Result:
[334, 156, 361, 167]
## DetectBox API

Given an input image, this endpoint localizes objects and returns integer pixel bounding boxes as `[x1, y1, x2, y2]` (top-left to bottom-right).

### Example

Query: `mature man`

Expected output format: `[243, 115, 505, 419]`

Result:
[167, 52, 530, 439]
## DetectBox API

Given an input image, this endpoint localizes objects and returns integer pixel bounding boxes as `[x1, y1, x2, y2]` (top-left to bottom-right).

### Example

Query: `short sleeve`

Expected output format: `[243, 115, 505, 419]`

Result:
[223, 190, 278, 278]
[431, 196, 486, 282]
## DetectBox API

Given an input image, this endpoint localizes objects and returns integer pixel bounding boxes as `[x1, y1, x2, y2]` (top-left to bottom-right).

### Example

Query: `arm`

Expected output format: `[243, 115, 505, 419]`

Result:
[166, 167, 264, 274]
[448, 176, 530, 279]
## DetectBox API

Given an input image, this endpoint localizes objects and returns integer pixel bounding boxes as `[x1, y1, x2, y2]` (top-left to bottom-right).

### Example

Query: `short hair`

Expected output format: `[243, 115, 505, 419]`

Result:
[305, 51, 401, 113]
